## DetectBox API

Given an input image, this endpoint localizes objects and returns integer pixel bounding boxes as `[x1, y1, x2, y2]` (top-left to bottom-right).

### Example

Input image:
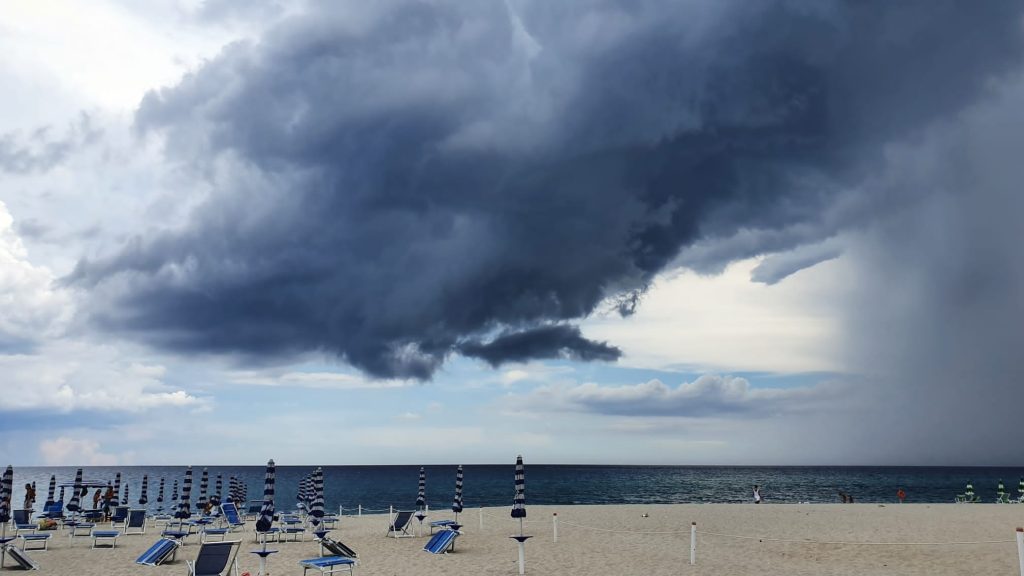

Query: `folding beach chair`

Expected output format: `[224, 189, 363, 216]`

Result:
[279, 514, 307, 541]
[245, 501, 263, 521]
[385, 510, 415, 538]
[422, 528, 460, 554]
[219, 502, 246, 532]
[298, 556, 356, 576]
[12, 510, 36, 534]
[136, 537, 181, 566]
[317, 534, 357, 559]
[110, 505, 129, 525]
[4, 545, 39, 570]
[186, 540, 240, 576]
[124, 509, 148, 534]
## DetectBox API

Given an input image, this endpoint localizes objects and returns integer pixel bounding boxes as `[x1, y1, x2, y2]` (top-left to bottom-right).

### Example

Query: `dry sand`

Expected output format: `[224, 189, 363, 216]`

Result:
[7, 504, 1024, 575]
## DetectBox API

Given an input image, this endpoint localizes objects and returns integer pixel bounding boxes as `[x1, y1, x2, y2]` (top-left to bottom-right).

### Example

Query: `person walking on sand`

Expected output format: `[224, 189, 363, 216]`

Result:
[897, 488, 906, 503]
[753, 485, 762, 504]
[23, 483, 36, 510]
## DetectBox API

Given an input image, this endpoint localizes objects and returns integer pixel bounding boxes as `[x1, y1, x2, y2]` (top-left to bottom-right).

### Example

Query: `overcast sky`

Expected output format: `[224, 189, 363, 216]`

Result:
[2, 0, 1023, 467]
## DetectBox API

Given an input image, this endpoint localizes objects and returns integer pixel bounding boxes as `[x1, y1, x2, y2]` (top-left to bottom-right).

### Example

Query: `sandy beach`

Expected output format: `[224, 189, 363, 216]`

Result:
[7, 503, 1023, 575]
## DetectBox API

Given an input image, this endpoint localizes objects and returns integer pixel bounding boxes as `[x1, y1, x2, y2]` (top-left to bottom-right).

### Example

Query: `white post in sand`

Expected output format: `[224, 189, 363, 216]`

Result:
[339, 505, 343, 517]
[1016, 527, 1023, 576]
[690, 522, 697, 565]
[479, 507, 483, 530]
[552, 513, 558, 542]
[517, 539, 527, 575]
[358, 505, 362, 517]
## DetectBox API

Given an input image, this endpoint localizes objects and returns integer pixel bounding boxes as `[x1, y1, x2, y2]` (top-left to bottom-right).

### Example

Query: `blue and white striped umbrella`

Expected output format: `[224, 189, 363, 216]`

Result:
[0, 465, 12, 526]
[157, 477, 165, 504]
[511, 455, 526, 534]
[171, 480, 179, 503]
[66, 468, 83, 512]
[198, 468, 209, 510]
[416, 467, 426, 510]
[139, 475, 149, 506]
[297, 474, 310, 508]
[452, 465, 464, 519]
[122, 483, 130, 506]
[113, 472, 121, 504]
[45, 474, 56, 507]
[175, 466, 192, 520]
[211, 474, 222, 507]
[309, 467, 325, 528]
[256, 459, 276, 534]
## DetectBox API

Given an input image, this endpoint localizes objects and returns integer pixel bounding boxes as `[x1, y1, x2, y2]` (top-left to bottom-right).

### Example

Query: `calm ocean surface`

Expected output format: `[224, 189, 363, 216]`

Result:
[7, 465, 1023, 513]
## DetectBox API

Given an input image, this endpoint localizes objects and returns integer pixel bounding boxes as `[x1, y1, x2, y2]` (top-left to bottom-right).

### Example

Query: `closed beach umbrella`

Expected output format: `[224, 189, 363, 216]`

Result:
[58, 486, 65, 506]
[113, 472, 121, 504]
[172, 480, 179, 503]
[512, 455, 526, 535]
[122, 483, 130, 506]
[157, 477, 165, 504]
[256, 459, 276, 534]
[45, 474, 56, 507]
[139, 475, 149, 506]
[1018, 477, 1023, 498]
[211, 474, 222, 507]
[0, 465, 13, 530]
[198, 468, 208, 511]
[176, 466, 193, 520]
[452, 465, 464, 521]
[416, 467, 426, 510]
[67, 468, 83, 512]
[309, 467, 325, 528]
[297, 474, 310, 509]
[965, 480, 975, 500]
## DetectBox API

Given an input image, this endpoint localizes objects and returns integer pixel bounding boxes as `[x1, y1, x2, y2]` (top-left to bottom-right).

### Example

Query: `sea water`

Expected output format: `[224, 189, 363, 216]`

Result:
[8, 465, 1022, 513]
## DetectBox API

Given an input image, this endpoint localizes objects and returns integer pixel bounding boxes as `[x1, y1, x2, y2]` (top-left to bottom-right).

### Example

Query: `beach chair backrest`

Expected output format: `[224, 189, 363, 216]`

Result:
[392, 510, 414, 530]
[137, 538, 177, 565]
[220, 502, 242, 525]
[44, 502, 63, 518]
[128, 509, 147, 528]
[193, 540, 237, 575]
[423, 529, 458, 554]
[13, 509, 30, 524]
[322, 536, 358, 558]
[112, 505, 129, 522]
[6, 546, 39, 570]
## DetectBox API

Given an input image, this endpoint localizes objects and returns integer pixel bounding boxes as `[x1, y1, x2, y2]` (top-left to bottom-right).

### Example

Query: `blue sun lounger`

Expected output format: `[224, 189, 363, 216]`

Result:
[136, 537, 181, 566]
[91, 530, 121, 548]
[4, 545, 39, 571]
[423, 528, 460, 554]
[298, 556, 356, 576]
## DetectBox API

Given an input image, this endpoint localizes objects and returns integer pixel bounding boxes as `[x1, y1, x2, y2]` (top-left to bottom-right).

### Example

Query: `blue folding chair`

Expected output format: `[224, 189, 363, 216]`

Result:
[136, 537, 181, 566]
[423, 528, 460, 554]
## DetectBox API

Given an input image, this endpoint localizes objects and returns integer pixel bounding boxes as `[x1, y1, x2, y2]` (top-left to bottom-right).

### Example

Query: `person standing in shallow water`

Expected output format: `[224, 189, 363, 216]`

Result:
[753, 485, 762, 504]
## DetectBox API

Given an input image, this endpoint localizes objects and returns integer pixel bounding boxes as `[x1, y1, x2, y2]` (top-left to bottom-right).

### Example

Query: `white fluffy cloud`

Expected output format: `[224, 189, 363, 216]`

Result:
[0, 201, 72, 350]
[514, 373, 842, 418]
[38, 436, 121, 466]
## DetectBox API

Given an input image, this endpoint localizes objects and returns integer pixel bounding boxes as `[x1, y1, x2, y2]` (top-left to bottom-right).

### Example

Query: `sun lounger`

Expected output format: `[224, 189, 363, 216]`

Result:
[4, 545, 39, 570]
[136, 537, 181, 566]
[385, 510, 414, 538]
[65, 520, 96, 537]
[316, 535, 357, 559]
[201, 527, 230, 542]
[91, 530, 121, 548]
[298, 556, 356, 576]
[422, 528, 459, 554]
[429, 519, 458, 533]
[18, 533, 51, 551]
[186, 540, 240, 576]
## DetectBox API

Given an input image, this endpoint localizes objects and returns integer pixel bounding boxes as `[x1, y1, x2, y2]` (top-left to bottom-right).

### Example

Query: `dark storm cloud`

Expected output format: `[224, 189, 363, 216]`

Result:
[459, 324, 620, 367]
[68, 0, 1024, 379]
